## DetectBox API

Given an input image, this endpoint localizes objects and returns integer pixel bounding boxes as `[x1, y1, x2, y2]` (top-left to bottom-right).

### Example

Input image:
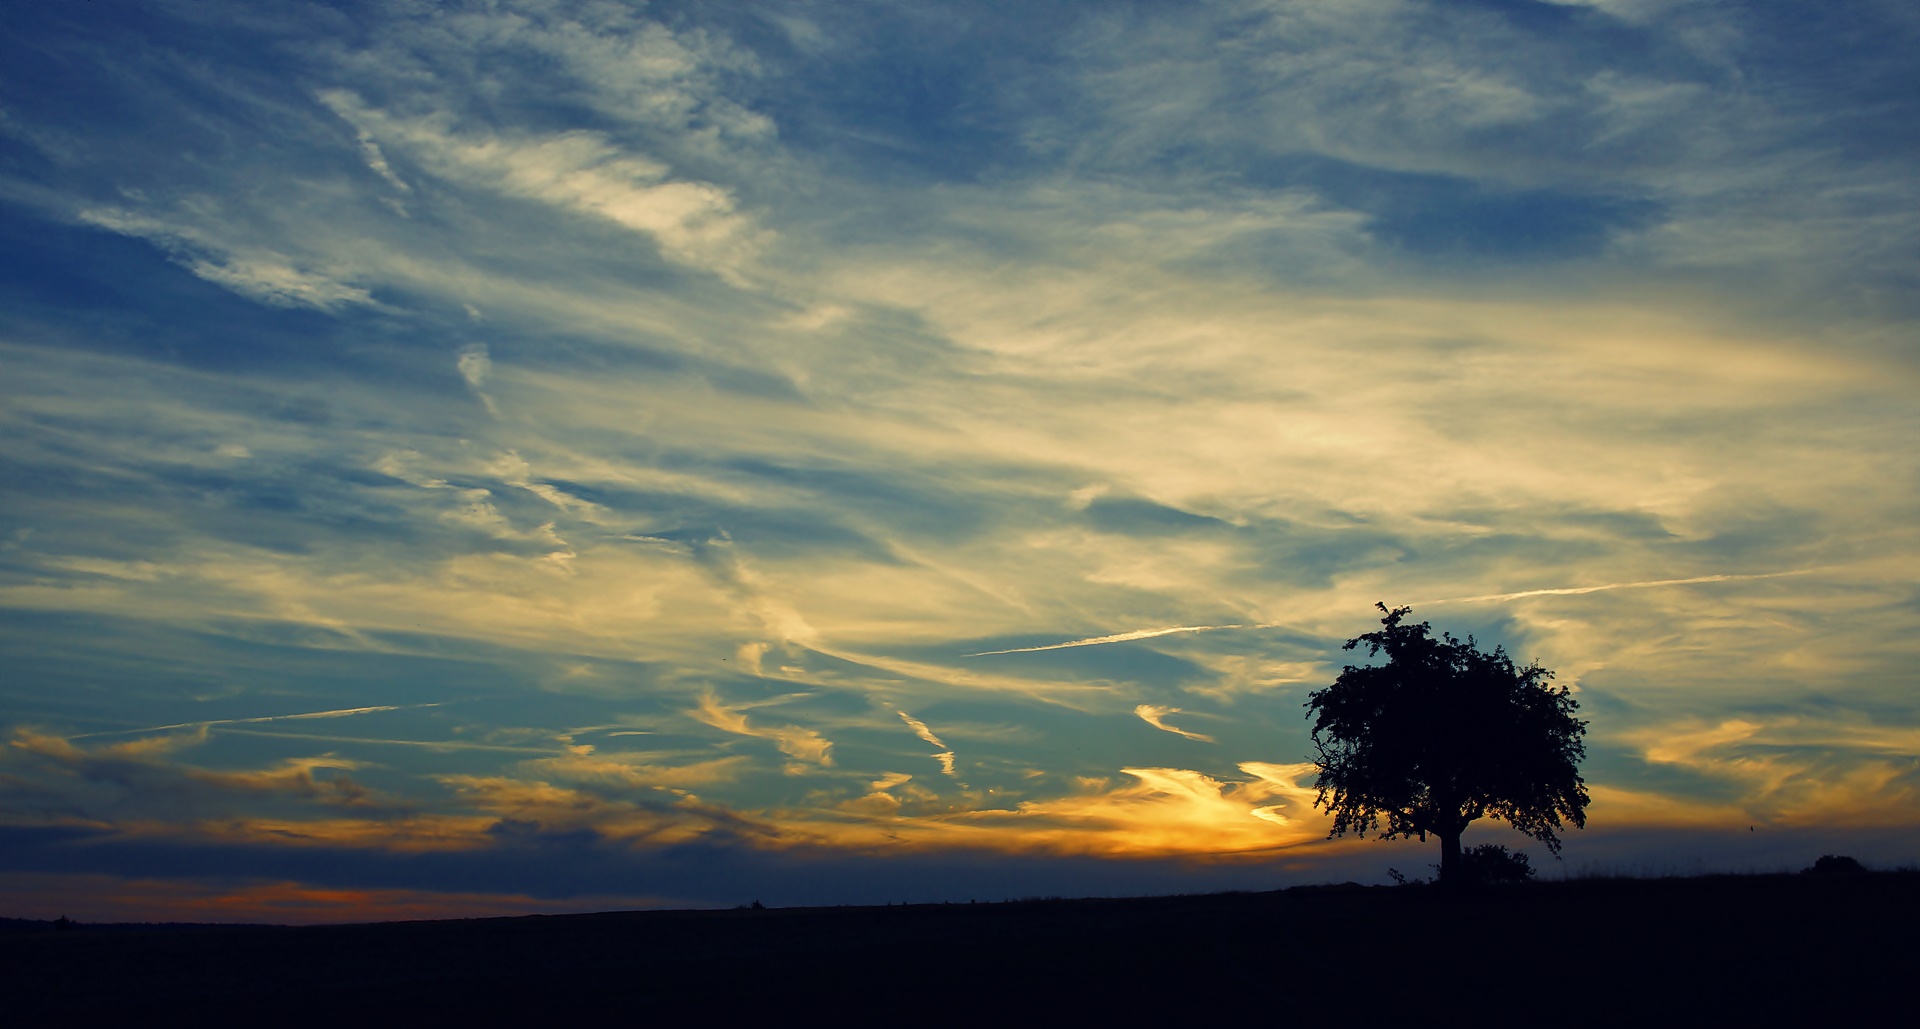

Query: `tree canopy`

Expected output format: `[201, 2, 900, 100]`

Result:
[1305, 604, 1589, 883]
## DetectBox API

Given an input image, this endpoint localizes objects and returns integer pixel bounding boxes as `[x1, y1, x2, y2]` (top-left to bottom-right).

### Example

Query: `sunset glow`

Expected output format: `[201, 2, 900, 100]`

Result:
[3, 0, 1917, 922]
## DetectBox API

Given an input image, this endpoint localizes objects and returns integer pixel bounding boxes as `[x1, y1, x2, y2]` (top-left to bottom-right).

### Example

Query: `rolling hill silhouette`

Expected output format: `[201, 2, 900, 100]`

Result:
[11, 871, 1913, 1024]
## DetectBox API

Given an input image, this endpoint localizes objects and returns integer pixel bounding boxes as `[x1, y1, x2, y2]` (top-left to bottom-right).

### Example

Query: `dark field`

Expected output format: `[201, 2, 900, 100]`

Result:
[8, 872, 1914, 1024]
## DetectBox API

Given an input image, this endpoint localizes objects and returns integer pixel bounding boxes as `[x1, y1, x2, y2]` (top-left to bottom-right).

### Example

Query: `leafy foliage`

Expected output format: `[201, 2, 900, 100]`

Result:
[1306, 604, 1589, 881]
[1806, 855, 1866, 875]
[1462, 844, 1534, 884]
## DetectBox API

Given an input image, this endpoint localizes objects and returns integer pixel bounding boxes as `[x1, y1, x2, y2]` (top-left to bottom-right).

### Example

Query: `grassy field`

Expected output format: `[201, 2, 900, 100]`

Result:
[8, 871, 1914, 1024]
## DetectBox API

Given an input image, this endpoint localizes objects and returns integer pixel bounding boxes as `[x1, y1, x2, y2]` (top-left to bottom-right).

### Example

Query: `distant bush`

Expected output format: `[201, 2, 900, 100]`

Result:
[1806, 855, 1866, 876]
[1461, 844, 1534, 885]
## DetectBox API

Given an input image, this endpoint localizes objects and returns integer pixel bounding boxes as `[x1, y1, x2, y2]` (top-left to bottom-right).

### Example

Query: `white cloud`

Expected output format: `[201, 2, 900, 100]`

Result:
[353, 129, 411, 194]
[1418, 570, 1822, 606]
[458, 344, 492, 388]
[1133, 705, 1215, 743]
[690, 692, 833, 767]
[319, 92, 766, 281]
[77, 209, 374, 310]
[972, 624, 1245, 656]
[896, 710, 946, 749]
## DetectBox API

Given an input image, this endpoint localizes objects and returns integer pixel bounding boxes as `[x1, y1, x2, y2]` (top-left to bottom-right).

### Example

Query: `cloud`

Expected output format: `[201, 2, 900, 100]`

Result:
[188, 755, 381, 807]
[1132, 705, 1215, 743]
[524, 752, 753, 790]
[1614, 715, 1920, 827]
[73, 704, 432, 740]
[352, 129, 412, 195]
[1238, 762, 1325, 827]
[894, 709, 965, 779]
[458, 344, 489, 388]
[896, 710, 946, 748]
[1418, 570, 1820, 606]
[959, 765, 1328, 857]
[971, 625, 1248, 656]
[318, 92, 766, 281]
[2, 728, 404, 827]
[76, 209, 376, 310]
[458, 344, 497, 414]
[689, 693, 833, 767]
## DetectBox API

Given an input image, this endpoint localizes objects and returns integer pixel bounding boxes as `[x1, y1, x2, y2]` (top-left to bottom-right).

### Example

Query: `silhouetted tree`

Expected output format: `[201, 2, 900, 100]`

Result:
[1306, 604, 1589, 884]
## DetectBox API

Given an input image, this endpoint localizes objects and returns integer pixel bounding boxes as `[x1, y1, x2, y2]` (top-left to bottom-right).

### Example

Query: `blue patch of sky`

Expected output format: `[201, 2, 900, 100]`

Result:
[689, 0, 1083, 185]
[714, 458, 1009, 539]
[1440, 507, 1679, 544]
[3, 431, 439, 556]
[1083, 496, 1234, 535]
[1388, 530, 1622, 574]
[0, 610, 536, 727]
[0, 209, 359, 373]
[1235, 155, 1663, 261]
[616, 504, 903, 566]
[0, 5, 358, 198]
[1731, 2, 1920, 153]
[1239, 528, 1410, 592]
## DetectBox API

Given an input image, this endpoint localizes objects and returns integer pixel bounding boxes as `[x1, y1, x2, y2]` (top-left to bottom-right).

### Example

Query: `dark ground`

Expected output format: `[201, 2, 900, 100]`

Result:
[6, 872, 1914, 1024]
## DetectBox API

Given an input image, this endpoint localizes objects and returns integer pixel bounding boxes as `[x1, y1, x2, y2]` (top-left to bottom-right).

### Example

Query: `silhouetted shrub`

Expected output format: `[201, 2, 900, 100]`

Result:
[1806, 855, 1866, 875]
[1461, 844, 1534, 884]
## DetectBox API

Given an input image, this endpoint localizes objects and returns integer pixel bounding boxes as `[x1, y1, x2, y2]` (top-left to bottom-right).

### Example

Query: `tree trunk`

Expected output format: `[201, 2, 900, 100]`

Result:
[1438, 829, 1463, 885]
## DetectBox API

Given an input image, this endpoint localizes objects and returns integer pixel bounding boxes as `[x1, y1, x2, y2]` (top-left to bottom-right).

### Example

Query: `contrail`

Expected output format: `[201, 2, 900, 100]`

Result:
[211, 728, 547, 753]
[72, 703, 439, 739]
[1416, 569, 1816, 606]
[964, 569, 1818, 657]
[968, 624, 1249, 656]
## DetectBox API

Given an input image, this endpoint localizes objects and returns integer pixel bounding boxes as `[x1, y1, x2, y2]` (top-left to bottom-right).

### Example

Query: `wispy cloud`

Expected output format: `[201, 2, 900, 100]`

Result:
[690, 693, 833, 767]
[318, 91, 766, 282]
[897, 710, 946, 748]
[969, 625, 1249, 656]
[966, 569, 1826, 658]
[1417, 570, 1821, 606]
[897, 709, 963, 778]
[72, 704, 438, 740]
[213, 730, 559, 755]
[76, 209, 376, 310]
[1133, 705, 1215, 743]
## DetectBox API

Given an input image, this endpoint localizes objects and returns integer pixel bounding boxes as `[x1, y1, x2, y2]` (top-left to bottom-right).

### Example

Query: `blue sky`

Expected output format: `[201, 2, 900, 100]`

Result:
[3, 0, 1918, 921]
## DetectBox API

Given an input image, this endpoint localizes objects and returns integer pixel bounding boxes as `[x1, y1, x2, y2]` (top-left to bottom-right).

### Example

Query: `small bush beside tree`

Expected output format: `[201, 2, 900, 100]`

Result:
[1461, 844, 1534, 884]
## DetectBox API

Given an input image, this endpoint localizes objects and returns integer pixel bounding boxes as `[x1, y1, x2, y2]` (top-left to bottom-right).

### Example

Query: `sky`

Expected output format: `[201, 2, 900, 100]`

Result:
[2, 0, 1918, 923]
